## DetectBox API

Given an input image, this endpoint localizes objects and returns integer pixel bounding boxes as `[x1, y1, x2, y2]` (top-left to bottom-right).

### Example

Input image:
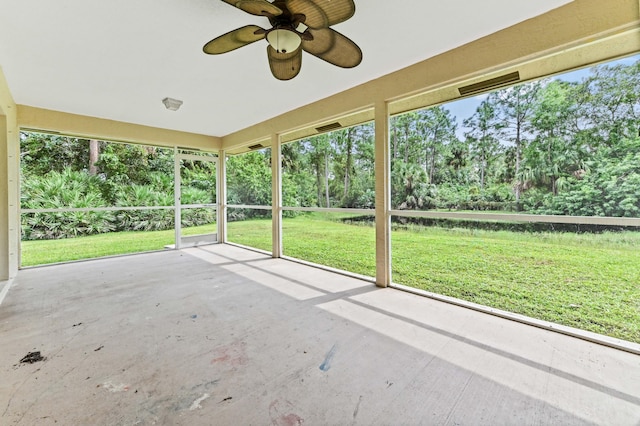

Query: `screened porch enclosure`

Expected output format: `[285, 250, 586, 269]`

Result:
[2, 2, 640, 424]
[17, 53, 640, 349]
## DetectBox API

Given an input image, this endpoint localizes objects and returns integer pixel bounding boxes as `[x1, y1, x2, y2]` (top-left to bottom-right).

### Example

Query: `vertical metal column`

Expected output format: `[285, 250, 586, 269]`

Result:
[0, 109, 20, 279]
[375, 100, 391, 287]
[217, 150, 227, 243]
[271, 134, 282, 258]
[0, 115, 10, 279]
[173, 147, 181, 250]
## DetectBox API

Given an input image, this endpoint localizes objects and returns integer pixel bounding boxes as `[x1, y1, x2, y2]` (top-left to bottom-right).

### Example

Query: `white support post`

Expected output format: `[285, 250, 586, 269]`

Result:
[0, 109, 19, 279]
[271, 134, 282, 258]
[174, 147, 181, 250]
[217, 150, 227, 243]
[8, 125, 18, 277]
[0, 115, 10, 279]
[374, 100, 391, 287]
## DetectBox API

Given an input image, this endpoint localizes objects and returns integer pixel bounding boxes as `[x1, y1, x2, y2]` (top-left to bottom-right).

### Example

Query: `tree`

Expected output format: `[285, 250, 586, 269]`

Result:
[440, 139, 469, 186]
[493, 82, 541, 208]
[391, 161, 433, 210]
[303, 134, 332, 207]
[329, 123, 375, 207]
[525, 80, 584, 196]
[580, 60, 640, 147]
[21, 133, 89, 175]
[463, 100, 503, 190]
[416, 107, 458, 185]
[544, 137, 640, 217]
[391, 112, 422, 164]
[226, 150, 271, 206]
[89, 139, 100, 175]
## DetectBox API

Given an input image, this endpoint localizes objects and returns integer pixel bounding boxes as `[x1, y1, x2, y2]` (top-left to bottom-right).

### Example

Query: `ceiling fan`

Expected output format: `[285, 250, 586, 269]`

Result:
[203, 0, 362, 80]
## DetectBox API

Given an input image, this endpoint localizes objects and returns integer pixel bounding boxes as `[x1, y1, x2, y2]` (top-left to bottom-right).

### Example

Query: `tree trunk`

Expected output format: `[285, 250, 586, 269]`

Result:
[324, 151, 330, 208]
[403, 123, 409, 163]
[514, 126, 522, 210]
[480, 153, 486, 189]
[314, 159, 323, 207]
[392, 126, 398, 160]
[427, 127, 441, 184]
[89, 139, 99, 175]
[429, 147, 436, 184]
[343, 130, 353, 200]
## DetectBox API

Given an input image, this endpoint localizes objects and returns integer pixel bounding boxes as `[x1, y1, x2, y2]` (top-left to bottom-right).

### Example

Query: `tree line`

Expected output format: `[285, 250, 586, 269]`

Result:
[278, 57, 640, 217]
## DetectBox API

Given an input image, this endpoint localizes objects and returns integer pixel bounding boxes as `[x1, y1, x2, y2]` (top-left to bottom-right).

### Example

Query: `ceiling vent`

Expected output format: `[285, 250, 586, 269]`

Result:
[248, 143, 264, 150]
[458, 71, 521, 96]
[315, 122, 342, 133]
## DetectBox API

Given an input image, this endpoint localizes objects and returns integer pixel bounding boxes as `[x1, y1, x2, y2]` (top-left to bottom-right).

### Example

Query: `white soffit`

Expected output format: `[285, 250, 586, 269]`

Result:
[0, 0, 572, 137]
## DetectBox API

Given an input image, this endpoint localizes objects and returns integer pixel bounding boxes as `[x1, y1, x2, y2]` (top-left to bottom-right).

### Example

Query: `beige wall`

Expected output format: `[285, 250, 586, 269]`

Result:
[18, 106, 222, 151]
[0, 68, 19, 279]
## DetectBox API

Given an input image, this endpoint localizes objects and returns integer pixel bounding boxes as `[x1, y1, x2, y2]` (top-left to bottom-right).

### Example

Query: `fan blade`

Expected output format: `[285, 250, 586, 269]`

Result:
[222, 0, 283, 17]
[285, 0, 355, 29]
[203, 25, 265, 54]
[267, 45, 302, 80]
[302, 28, 361, 68]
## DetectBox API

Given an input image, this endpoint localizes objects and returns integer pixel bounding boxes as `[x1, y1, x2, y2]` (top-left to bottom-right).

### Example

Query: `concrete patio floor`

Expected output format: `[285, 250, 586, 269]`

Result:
[1, 244, 639, 425]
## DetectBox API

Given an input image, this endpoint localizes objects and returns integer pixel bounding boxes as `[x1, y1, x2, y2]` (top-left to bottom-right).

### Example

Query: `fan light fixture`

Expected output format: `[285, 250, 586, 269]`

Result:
[202, 0, 362, 80]
[162, 97, 183, 111]
[267, 29, 301, 54]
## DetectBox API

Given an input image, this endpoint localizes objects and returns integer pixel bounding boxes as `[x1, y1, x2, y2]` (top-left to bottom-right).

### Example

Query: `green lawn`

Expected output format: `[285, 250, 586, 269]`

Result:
[392, 227, 640, 343]
[21, 223, 217, 266]
[21, 214, 640, 343]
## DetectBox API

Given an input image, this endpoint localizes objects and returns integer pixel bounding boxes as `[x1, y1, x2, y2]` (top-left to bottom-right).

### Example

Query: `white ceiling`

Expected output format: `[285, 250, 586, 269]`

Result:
[0, 0, 571, 137]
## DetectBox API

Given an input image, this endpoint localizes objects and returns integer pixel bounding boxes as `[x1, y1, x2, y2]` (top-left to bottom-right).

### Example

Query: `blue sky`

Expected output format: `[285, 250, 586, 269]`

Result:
[444, 53, 639, 138]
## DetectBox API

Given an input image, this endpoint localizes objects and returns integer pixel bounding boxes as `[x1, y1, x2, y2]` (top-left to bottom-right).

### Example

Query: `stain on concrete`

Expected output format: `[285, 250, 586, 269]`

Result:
[353, 395, 363, 420]
[269, 400, 304, 426]
[190, 379, 220, 392]
[102, 381, 130, 392]
[319, 344, 337, 372]
[210, 340, 248, 367]
[189, 393, 210, 410]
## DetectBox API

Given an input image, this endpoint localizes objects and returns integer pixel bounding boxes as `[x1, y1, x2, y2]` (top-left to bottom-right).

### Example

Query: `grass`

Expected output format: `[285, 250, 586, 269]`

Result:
[21, 223, 217, 266]
[21, 214, 640, 343]
[392, 227, 640, 343]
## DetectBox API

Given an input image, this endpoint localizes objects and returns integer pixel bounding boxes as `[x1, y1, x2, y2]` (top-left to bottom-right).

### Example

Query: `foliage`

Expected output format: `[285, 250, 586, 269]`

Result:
[113, 184, 173, 232]
[20, 140, 218, 239]
[20, 133, 90, 175]
[282, 124, 375, 210]
[227, 150, 272, 206]
[542, 137, 640, 217]
[21, 169, 115, 239]
[391, 161, 435, 209]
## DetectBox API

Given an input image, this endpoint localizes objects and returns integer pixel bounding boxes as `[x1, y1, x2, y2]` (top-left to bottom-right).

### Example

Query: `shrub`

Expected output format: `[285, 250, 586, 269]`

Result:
[114, 184, 174, 231]
[21, 169, 115, 239]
